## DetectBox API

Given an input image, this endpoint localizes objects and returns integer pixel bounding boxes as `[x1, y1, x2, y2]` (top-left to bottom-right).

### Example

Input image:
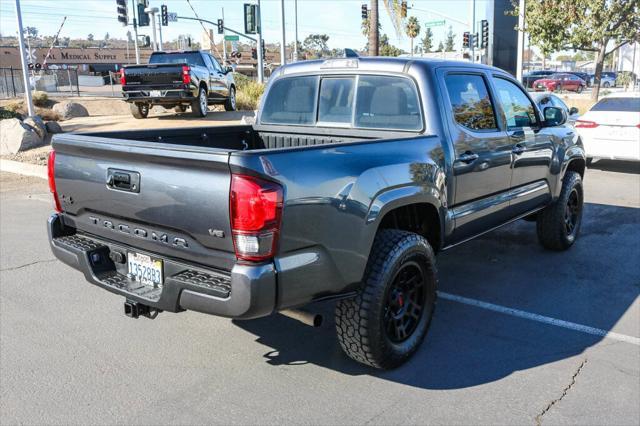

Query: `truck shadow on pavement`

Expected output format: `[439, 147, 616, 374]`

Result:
[233, 201, 639, 389]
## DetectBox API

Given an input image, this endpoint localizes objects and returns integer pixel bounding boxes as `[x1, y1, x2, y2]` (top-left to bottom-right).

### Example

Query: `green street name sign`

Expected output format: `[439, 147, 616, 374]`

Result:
[424, 20, 446, 27]
[224, 35, 240, 41]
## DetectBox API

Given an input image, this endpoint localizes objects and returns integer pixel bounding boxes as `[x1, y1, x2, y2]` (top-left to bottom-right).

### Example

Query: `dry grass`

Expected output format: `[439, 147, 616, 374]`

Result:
[233, 73, 265, 111]
[559, 96, 596, 115]
[1, 99, 60, 121]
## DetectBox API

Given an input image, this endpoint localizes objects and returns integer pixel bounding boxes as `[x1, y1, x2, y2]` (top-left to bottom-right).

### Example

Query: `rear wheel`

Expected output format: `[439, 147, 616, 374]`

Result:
[130, 102, 149, 119]
[224, 86, 236, 111]
[536, 171, 584, 250]
[576, 85, 583, 93]
[191, 86, 208, 117]
[174, 105, 188, 113]
[603, 81, 611, 88]
[335, 229, 437, 369]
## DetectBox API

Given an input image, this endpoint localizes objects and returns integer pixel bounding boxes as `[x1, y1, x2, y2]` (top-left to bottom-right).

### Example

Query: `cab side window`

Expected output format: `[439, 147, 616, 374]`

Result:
[208, 55, 223, 73]
[444, 74, 498, 131]
[493, 77, 538, 129]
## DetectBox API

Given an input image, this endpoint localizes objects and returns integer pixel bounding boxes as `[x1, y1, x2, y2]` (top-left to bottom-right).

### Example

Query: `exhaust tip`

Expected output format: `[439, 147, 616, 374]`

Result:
[280, 309, 323, 327]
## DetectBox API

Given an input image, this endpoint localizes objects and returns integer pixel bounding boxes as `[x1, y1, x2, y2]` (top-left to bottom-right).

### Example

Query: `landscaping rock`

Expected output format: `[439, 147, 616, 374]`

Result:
[45, 121, 63, 134]
[23, 116, 47, 139]
[0, 118, 45, 155]
[52, 102, 89, 120]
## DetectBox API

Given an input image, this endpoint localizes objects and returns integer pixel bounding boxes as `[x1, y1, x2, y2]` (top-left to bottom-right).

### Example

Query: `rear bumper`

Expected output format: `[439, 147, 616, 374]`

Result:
[122, 88, 196, 104]
[48, 214, 276, 319]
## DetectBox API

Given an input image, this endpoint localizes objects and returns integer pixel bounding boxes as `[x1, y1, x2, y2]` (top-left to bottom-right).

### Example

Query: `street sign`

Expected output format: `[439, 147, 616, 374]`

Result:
[168, 12, 177, 22]
[224, 35, 239, 41]
[424, 20, 446, 27]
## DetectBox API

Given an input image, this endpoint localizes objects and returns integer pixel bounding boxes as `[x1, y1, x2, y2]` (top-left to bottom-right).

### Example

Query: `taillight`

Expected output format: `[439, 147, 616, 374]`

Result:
[47, 150, 62, 213]
[119, 68, 126, 85]
[182, 65, 191, 85]
[575, 120, 599, 128]
[230, 174, 283, 262]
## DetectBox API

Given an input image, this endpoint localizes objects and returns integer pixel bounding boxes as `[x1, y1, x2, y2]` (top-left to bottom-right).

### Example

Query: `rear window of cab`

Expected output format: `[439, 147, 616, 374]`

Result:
[260, 74, 423, 131]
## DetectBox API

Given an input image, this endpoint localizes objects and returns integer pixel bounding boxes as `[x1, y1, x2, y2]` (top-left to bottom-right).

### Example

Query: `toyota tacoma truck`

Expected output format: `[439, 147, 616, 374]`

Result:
[120, 50, 236, 118]
[48, 57, 586, 369]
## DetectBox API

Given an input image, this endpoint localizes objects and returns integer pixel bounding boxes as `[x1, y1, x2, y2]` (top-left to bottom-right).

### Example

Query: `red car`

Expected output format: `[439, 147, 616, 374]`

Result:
[533, 73, 586, 93]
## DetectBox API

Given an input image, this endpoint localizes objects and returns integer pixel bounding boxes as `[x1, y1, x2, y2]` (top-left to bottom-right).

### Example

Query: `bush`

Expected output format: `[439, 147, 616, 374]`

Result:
[4, 101, 23, 113]
[0, 100, 60, 121]
[233, 74, 265, 111]
[0, 107, 22, 120]
[32, 91, 48, 107]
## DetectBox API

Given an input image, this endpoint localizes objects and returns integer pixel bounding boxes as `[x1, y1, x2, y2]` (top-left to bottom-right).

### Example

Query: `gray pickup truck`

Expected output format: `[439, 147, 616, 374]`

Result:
[48, 57, 586, 369]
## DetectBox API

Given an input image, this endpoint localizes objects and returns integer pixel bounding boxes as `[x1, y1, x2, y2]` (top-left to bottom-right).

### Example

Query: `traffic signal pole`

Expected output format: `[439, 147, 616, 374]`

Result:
[131, 0, 140, 64]
[256, 0, 264, 83]
[157, 13, 163, 50]
[14, 0, 35, 117]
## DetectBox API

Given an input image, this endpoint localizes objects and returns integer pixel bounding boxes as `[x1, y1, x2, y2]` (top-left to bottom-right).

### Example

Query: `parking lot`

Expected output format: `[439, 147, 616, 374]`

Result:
[0, 160, 638, 425]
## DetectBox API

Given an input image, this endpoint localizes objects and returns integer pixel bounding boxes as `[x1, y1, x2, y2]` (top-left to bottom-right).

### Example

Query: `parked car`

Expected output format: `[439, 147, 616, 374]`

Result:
[533, 73, 587, 93]
[575, 93, 640, 162]
[567, 71, 591, 86]
[531, 92, 581, 125]
[588, 73, 617, 88]
[47, 57, 585, 369]
[120, 50, 236, 119]
[521, 70, 555, 88]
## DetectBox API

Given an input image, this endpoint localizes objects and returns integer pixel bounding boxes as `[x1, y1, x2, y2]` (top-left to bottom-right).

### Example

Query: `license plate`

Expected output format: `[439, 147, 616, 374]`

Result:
[149, 90, 161, 97]
[127, 252, 163, 287]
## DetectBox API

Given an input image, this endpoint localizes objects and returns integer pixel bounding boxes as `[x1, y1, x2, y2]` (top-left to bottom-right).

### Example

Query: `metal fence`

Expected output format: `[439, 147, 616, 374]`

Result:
[0, 67, 80, 98]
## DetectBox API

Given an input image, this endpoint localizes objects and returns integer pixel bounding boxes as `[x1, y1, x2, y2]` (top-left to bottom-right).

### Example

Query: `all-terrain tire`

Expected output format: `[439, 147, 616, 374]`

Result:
[335, 229, 437, 369]
[537, 171, 584, 250]
[224, 86, 236, 111]
[130, 102, 149, 119]
[191, 86, 208, 117]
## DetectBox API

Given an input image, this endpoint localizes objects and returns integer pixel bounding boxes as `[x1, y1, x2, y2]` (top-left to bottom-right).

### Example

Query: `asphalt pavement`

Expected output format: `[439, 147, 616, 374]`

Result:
[1, 161, 638, 425]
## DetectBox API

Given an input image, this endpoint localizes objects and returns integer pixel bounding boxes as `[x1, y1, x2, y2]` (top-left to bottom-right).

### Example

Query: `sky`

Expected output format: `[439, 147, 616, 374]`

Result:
[0, 0, 486, 52]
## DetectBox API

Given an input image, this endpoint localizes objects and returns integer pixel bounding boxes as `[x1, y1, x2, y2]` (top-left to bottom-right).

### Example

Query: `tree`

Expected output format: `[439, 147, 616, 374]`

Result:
[510, 0, 640, 101]
[444, 26, 455, 52]
[87, 33, 94, 42]
[420, 27, 434, 53]
[104, 32, 110, 41]
[437, 41, 444, 52]
[405, 16, 420, 57]
[23, 26, 38, 38]
[368, 0, 406, 56]
[303, 34, 329, 58]
[379, 34, 404, 57]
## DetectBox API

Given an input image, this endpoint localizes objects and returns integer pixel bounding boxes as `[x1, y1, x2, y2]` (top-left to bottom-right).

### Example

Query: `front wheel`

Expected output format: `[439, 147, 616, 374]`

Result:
[335, 229, 437, 369]
[130, 102, 149, 119]
[576, 85, 583, 93]
[224, 86, 236, 111]
[191, 86, 208, 117]
[536, 171, 584, 250]
[603, 81, 611, 88]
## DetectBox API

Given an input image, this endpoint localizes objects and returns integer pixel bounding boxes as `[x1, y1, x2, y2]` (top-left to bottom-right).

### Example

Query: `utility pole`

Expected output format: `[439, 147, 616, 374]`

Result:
[157, 13, 163, 50]
[256, 0, 264, 83]
[280, 0, 286, 65]
[222, 7, 227, 63]
[131, 0, 140, 64]
[369, 0, 379, 56]
[14, 0, 35, 117]
[145, 6, 159, 51]
[293, 0, 298, 61]
[516, 0, 526, 81]
[470, 0, 476, 63]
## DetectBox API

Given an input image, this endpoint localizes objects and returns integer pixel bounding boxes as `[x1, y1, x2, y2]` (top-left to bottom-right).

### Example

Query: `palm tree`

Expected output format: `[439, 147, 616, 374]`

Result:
[405, 16, 420, 57]
[368, 0, 406, 57]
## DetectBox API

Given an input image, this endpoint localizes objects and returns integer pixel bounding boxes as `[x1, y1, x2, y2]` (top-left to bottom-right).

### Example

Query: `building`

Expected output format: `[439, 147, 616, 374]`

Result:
[477, 0, 518, 76]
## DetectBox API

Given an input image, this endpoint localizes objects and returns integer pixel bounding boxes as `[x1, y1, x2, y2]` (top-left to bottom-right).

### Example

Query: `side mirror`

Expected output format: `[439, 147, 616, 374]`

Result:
[544, 106, 567, 126]
[569, 106, 579, 115]
[225, 66, 233, 74]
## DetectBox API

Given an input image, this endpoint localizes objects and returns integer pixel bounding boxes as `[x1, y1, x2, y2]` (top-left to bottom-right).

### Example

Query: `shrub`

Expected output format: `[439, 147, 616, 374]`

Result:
[4, 101, 24, 113]
[32, 91, 48, 107]
[235, 80, 264, 111]
[0, 107, 22, 120]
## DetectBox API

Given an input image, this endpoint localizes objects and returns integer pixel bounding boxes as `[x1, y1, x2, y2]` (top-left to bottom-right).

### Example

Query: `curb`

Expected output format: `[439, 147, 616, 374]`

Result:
[0, 159, 47, 179]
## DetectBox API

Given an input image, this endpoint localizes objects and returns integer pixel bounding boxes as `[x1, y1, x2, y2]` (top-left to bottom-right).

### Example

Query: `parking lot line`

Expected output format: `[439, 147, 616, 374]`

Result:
[438, 291, 640, 346]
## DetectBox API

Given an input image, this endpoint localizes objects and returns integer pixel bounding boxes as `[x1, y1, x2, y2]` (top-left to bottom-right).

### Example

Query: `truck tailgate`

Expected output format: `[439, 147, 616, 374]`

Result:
[52, 134, 236, 271]
[124, 63, 183, 86]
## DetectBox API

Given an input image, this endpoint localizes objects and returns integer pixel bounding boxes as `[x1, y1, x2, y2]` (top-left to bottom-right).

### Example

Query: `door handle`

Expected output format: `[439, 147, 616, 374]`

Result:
[456, 152, 479, 164]
[512, 144, 526, 155]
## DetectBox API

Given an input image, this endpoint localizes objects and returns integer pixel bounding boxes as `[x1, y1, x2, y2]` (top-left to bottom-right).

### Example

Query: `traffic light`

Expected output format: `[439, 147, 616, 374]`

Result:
[480, 20, 489, 48]
[217, 19, 224, 34]
[261, 39, 266, 58]
[116, 0, 128, 26]
[400, 1, 407, 18]
[251, 47, 257, 59]
[462, 32, 470, 48]
[137, 0, 150, 26]
[473, 32, 478, 48]
[244, 3, 258, 34]
[161, 5, 168, 26]
[361, 4, 368, 19]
